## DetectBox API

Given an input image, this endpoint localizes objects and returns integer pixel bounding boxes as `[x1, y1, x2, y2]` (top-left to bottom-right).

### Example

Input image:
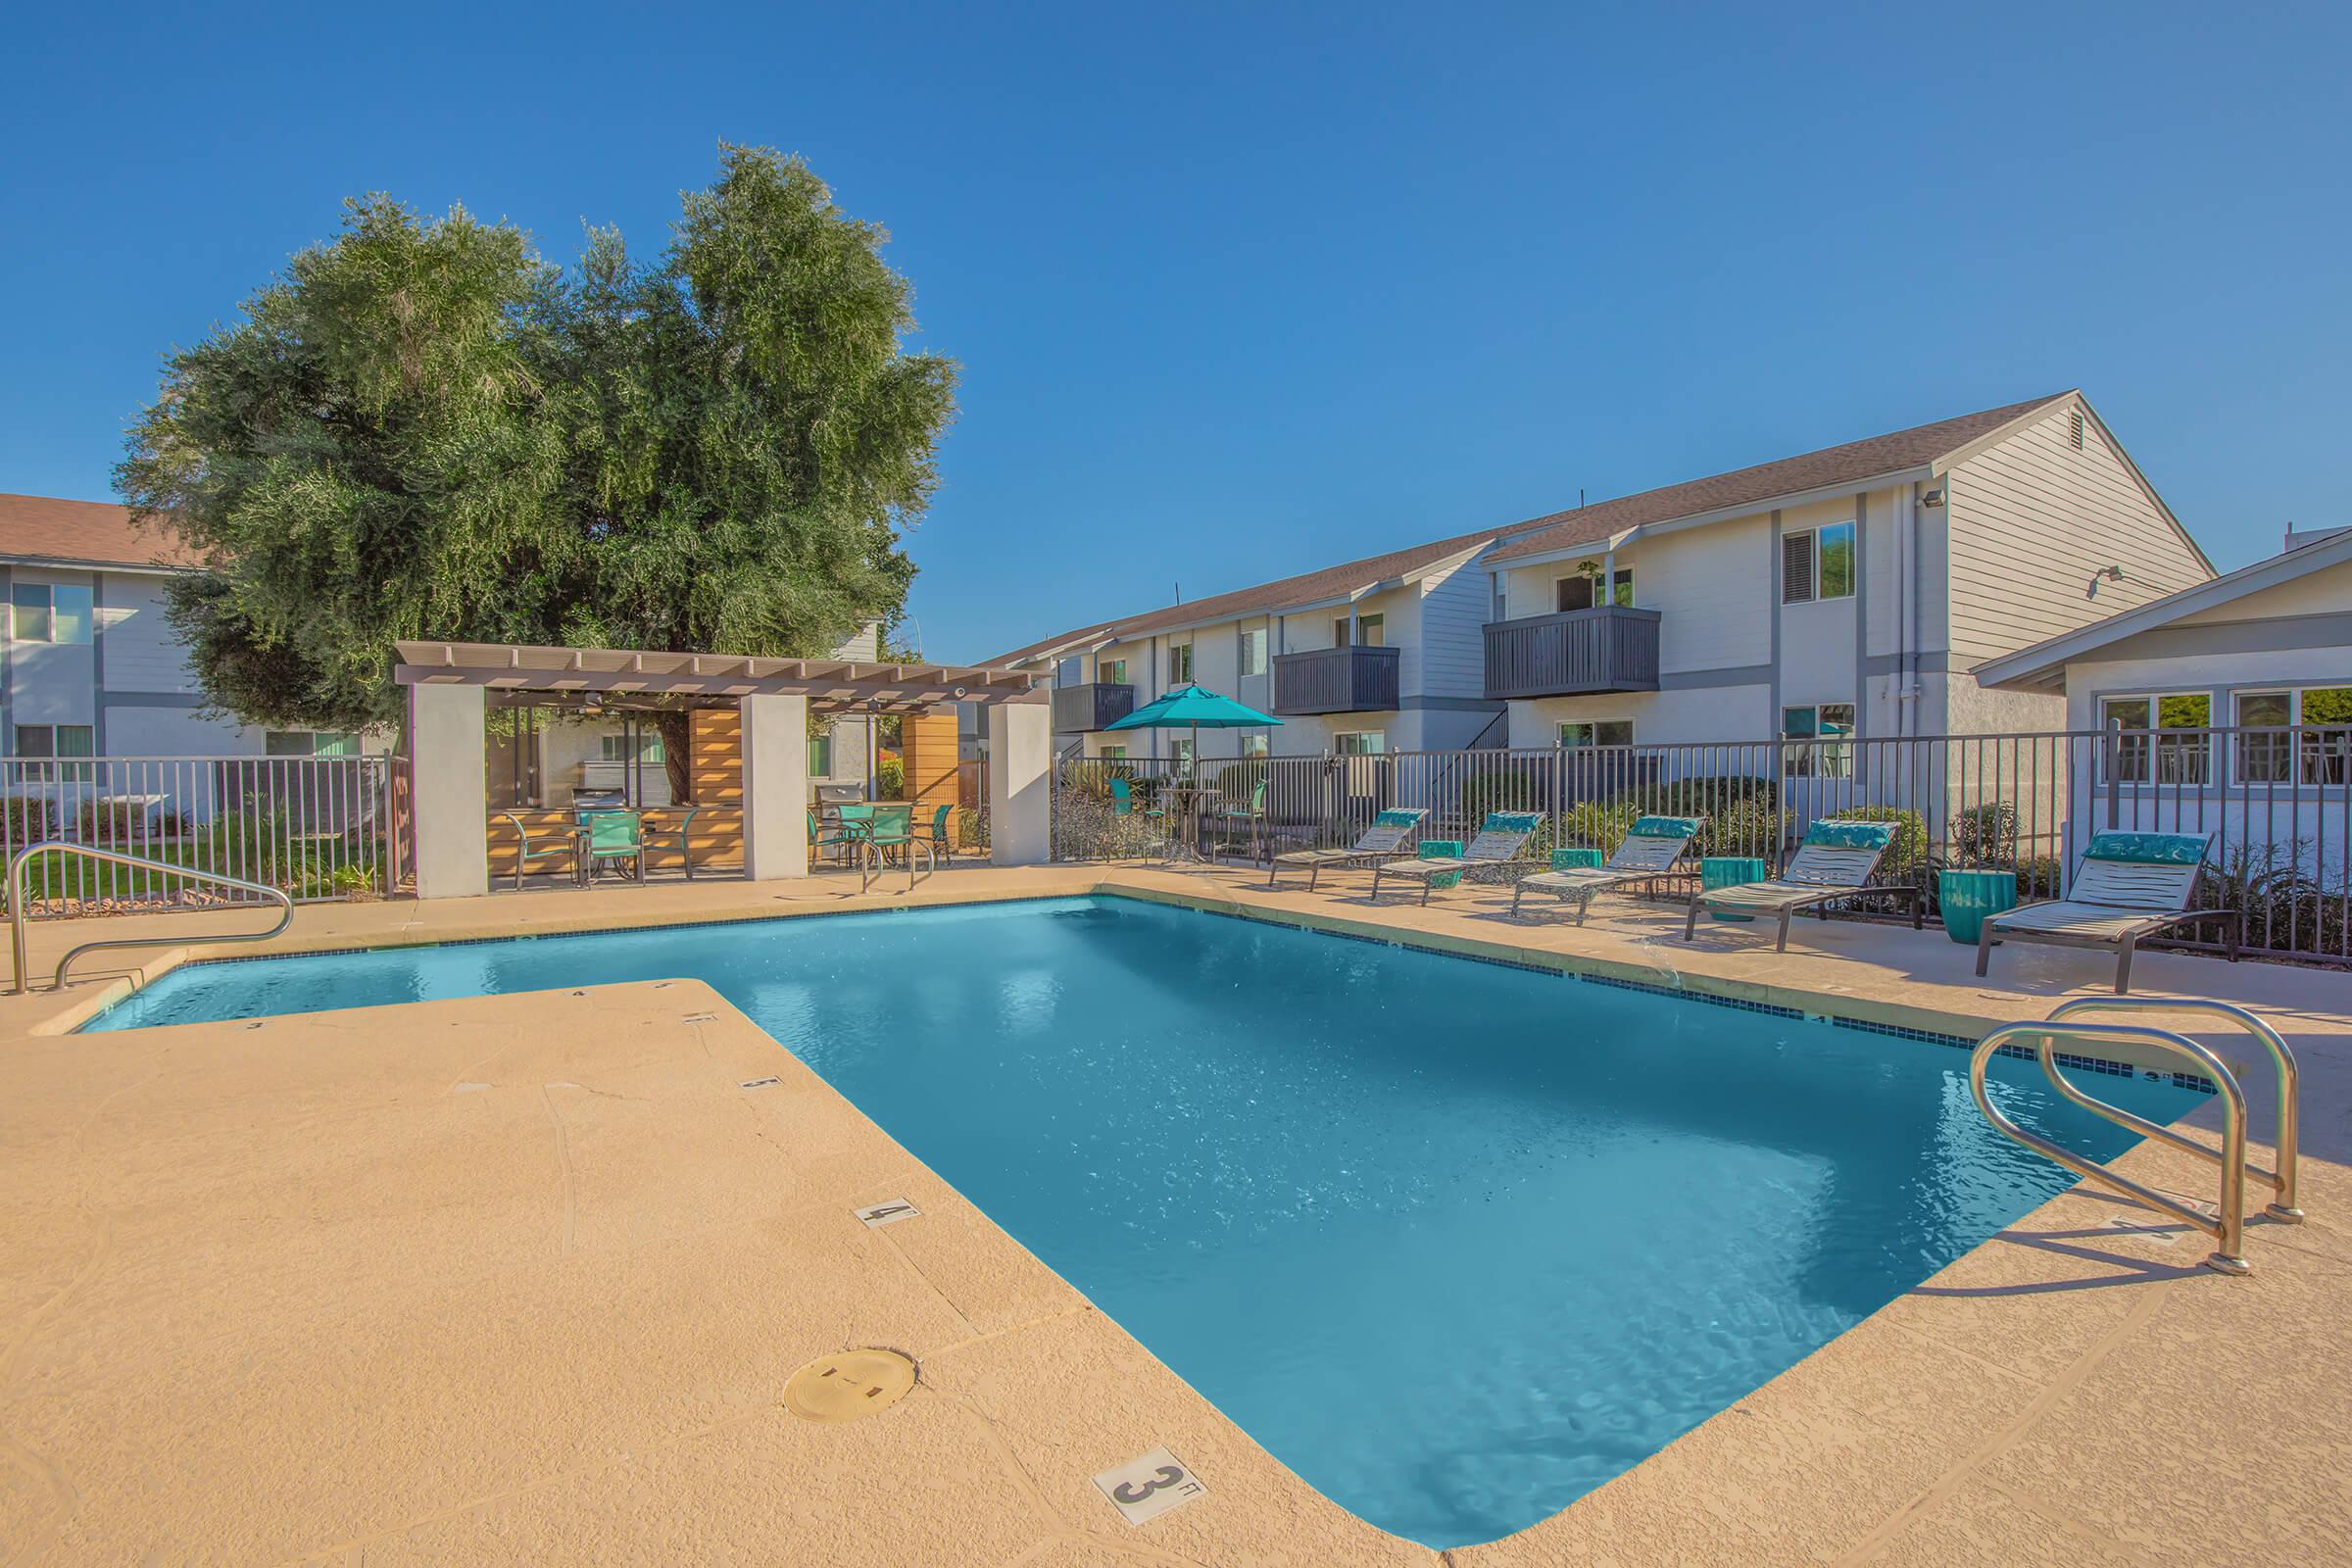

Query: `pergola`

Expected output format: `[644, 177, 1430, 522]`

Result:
[392, 641, 1053, 898]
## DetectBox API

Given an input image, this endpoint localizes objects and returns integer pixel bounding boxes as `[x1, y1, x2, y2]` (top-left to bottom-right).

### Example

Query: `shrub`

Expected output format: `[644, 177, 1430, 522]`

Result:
[876, 756, 906, 799]
[1456, 763, 1548, 825]
[1952, 800, 2019, 867]
[2, 798, 57, 844]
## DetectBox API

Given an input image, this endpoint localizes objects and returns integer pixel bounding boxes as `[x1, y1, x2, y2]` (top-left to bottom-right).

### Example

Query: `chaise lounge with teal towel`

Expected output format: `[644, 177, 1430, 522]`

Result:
[1683, 818, 1922, 952]
[1976, 829, 2234, 994]
[1366, 811, 1543, 906]
[1511, 815, 1703, 923]
[1267, 807, 1428, 891]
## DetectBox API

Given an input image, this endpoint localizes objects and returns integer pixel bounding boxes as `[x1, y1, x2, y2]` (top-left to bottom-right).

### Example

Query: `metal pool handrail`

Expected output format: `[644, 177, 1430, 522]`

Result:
[2046, 997, 2303, 1222]
[8, 840, 295, 996]
[1970, 1018, 2252, 1276]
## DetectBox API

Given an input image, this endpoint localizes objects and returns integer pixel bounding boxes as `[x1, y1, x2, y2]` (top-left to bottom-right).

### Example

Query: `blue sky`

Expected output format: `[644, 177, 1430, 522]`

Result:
[4, 3, 2346, 662]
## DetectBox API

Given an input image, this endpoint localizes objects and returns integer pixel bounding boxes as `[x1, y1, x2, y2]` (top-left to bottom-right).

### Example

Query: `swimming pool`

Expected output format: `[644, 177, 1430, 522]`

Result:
[85, 895, 2201, 1547]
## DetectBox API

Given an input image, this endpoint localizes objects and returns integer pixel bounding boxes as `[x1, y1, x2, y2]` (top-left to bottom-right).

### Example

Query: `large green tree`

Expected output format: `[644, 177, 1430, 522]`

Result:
[119, 144, 956, 795]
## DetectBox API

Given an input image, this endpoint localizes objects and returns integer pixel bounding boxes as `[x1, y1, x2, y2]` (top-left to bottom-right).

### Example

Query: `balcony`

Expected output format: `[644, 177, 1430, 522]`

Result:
[1271, 645, 1401, 715]
[1051, 682, 1136, 733]
[1482, 606, 1662, 700]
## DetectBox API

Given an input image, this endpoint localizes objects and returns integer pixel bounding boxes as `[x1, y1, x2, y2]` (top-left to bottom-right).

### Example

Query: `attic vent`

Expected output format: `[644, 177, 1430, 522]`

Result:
[2068, 409, 2085, 450]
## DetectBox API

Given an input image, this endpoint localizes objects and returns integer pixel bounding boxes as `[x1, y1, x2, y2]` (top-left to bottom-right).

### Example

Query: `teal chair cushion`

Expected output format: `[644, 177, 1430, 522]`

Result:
[2082, 831, 2209, 865]
[1804, 819, 1896, 851]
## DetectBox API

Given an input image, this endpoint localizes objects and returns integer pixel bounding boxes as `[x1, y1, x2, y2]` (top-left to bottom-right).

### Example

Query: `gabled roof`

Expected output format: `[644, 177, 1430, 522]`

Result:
[987, 522, 1518, 666]
[1484, 392, 2079, 564]
[0, 493, 205, 571]
[1974, 527, 2352, 693]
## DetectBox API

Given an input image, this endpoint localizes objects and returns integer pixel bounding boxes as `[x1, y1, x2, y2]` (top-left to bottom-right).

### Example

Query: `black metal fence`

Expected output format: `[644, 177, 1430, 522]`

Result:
[1, 754, 397, 916]
[1050, 724, 2352, 965]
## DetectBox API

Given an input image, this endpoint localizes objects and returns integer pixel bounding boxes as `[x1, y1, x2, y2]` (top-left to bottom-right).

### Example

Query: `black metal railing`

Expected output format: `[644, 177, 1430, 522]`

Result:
[1271, 645, 1401, 714]
[1051, 682, 1136, 733]
[1482, 606, 1661, 699]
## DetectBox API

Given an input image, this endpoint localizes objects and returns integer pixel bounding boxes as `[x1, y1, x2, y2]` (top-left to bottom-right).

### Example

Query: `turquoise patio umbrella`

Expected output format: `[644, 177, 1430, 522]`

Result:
[1103, 683, 1282, 768]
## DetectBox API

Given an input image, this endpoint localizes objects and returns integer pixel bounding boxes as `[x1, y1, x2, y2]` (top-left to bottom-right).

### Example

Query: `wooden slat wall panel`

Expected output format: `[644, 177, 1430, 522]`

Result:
[486, 707, 748, 877]
[902, 710, 961, 838]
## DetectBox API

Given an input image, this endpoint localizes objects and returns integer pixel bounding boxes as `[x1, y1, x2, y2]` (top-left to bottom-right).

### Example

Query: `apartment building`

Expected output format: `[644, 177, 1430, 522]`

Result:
[990, 523, 1545, 764]
[993, 391, 2214, 762]
[1479, 391, 2212, 753]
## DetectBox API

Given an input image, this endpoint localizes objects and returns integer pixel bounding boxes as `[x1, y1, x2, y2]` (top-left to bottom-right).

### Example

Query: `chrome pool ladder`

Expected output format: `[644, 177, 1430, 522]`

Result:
[1970, 999, 2304, 1278]
[7, 840, 295, 995]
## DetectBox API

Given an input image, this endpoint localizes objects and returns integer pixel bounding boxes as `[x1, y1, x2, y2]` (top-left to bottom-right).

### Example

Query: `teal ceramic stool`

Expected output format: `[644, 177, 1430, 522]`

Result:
[1937, 868, 2018, 945]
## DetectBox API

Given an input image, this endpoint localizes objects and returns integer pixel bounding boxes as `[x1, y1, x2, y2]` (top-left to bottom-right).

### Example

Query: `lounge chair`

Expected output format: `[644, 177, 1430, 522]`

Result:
[1976, 830, 2236, 994]
[1683, 819, 1923, 951]
[1266, 808, 1428, 891]
[1511, 814, 1702, 922]
[1367, 811, 1544, 906]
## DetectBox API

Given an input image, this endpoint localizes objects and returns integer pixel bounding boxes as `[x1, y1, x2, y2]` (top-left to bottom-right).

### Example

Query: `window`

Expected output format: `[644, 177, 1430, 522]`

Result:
[1169, 642, 1195, 683]
[265, 730, 362, 758]
[1238, 627, 1267, 677]
[1334, 730, 1385, 756]
[1173, 736, 1197, 770]
[807, 735, 834, 777]
[1102, 658, 1128, 686]
[1099, 744, 1127, 761]
[1555, 564, 1634, 612]
[1242, 731, 1269, 759]
[14, 723, 94, 780]
[1781, 523, 1854, 604]
[1781, 704, 1856, 778]
[2098, 693, 2210, 785]
[597, 731, 663, 763]
[1558, 720, 1634, 748]
[10, 584, 91, 645]
[1357, 613, 1385, 648]
[2235, 685, 2352, 787]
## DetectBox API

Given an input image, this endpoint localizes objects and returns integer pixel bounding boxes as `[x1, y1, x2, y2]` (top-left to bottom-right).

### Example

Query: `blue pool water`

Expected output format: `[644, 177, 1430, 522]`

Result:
[85, 896, 2201, 1547]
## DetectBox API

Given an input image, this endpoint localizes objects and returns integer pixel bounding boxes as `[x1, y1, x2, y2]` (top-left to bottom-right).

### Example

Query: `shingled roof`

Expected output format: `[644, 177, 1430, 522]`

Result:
[1485, 391, 2077, 563]
[0, 493, 204, 570]
[987, 521, 1520, 666]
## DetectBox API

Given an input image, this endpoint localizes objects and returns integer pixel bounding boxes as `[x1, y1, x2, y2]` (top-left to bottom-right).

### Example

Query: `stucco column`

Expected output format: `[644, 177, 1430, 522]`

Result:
[988, 699, 1053, 865]
[408, 682, 488, 900]
[741, 693, 810, 880]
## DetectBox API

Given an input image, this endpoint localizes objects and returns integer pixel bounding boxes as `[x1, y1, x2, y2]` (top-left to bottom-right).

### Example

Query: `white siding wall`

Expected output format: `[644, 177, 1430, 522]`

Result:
[1507, 687, 1775, 749]
[1413, 555, 1490, 700]
[97, 574, 200, 694]
[1945, 404, 2211, 666]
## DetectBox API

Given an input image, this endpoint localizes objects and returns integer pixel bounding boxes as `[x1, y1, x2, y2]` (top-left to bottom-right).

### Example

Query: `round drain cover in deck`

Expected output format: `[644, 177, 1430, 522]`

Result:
[782, 1348, 917, 1422]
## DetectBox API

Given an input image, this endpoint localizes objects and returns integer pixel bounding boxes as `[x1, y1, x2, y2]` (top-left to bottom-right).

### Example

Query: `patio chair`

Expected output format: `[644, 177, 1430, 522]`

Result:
[1976, 830, 2235, 994]
[1266, 807, 1428, 891]
[1206, 778, 1269, 862]
[1511, 815, 1703, 923]
[1682, 819, 1924, 952]
[576, 808, 647, 883]
[1107, 776, 1166, 855]
[808, 808, 864, 868]
[497, 811, 582, 889]
[638, 807, 702, 881]
[858, 803, 933, 893]
[1366, 811, 1544, 906]
[912, 803, 957, 861]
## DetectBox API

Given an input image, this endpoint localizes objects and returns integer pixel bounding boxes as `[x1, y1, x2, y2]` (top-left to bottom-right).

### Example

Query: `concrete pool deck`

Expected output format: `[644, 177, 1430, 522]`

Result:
[2, 863, 2347, 1564]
